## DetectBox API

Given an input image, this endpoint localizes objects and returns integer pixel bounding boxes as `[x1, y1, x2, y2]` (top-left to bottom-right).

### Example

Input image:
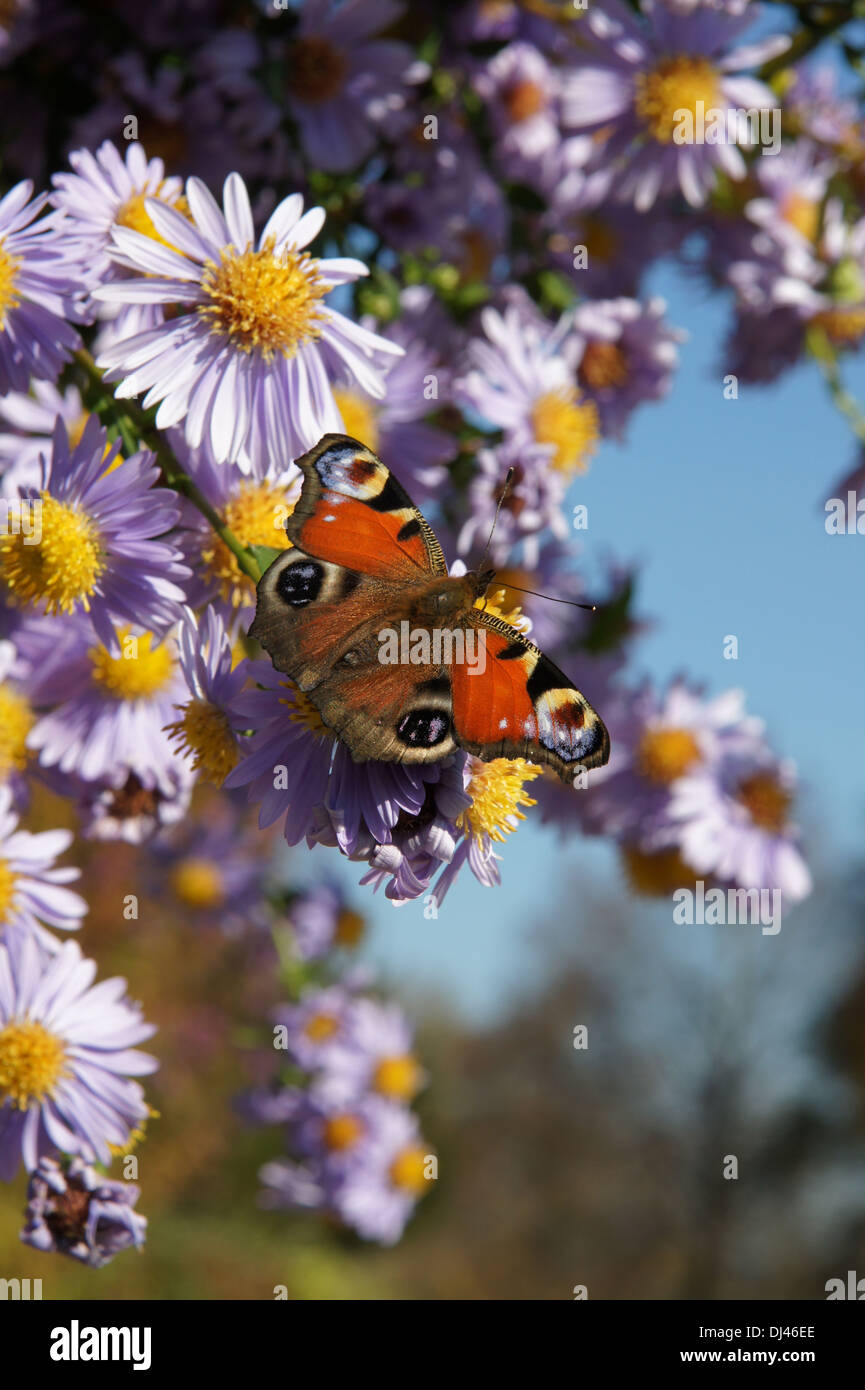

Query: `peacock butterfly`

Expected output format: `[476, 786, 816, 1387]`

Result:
[249, 434, 610, 784]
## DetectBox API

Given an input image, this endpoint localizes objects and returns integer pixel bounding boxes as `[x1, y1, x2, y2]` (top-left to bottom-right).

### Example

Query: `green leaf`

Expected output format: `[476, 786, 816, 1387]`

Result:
[247, 545, 284, 576]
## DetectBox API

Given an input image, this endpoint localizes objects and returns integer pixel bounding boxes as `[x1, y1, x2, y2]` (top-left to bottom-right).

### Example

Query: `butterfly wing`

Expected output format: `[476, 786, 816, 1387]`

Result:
[449, 609, 610, 783]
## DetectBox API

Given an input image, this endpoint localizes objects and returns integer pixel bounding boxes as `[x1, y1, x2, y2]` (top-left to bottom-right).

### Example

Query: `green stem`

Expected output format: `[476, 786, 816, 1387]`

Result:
[809, 334, 865, 446]
[73, 348, 262, 583]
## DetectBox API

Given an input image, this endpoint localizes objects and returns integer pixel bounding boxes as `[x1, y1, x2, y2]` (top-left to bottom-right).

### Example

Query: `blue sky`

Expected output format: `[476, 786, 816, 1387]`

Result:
[304, 251, 865, 1024]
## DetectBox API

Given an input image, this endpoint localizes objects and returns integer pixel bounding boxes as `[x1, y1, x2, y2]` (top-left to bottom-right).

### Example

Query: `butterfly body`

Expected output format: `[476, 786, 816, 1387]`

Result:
[249, 434, 610, 783]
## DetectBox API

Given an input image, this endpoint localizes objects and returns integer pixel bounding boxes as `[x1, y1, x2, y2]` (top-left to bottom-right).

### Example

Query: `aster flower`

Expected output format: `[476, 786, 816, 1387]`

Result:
[0, 934, 157, 1180]
[0, 784, 85, 953]
[567, 296, 684, 438]
[73, 767, 195, 846]
[580, 678, 763, 849]
[22, 613, 192, 798]
[456, 435, 569, 567]
[474, 41, 565, 183]
[148, 800, 269, 934]
[0, 379, 88, 499]
[164, 606, 248, 784]
[564, 0, 788, 210]
[94, 172, 402, 466]
[0, 638, 35, 799]
[274, 984, 361, 1074]
[455, 304, 601, 479]
[0, 418, 190, 650]
[285, 882, 366, 961]
[21, 1155, 147, 1267]
[668, 744, 812, 901]
[0, 179, 81, 392]
[305, 995, 427, 1109]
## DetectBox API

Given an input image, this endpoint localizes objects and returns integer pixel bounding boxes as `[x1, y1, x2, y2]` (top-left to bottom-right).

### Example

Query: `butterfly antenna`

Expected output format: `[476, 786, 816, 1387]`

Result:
[500, 582, 598, 612]
[477, 467, 514, 575]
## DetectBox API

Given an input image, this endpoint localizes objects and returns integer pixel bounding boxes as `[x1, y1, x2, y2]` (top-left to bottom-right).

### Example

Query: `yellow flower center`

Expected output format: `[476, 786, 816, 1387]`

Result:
[531, 387, 599, 476]
[622, 845, 698, 897]
[634, 56, 721, 144]
[0, 855, 17, 918]
[332, 387, 380, 453]
[283, 684, 334, 741]
[322, 1113, 363, 1152]
[373, 1053, 424, 1102]
[165, 699, 238, 785]
[578, 340, 630, 390]
[199, 239, 327, 360]
[580, 214, 619, 264]
[289, 35, 348, 104]
[304, 1012, 340, 1044]
[635, 727, 701, 784]
[782, 192, 819, 243]
[0, 494, 104, 614]
[90, 630, 174, 700]
[202, 481, 293, 608]
[0, 238, 21, 328]
[0, 1019, 66, 1109]
[457, 757, 541, 843]
[389, 1145, 431, 1195]
[115, 189, 191, 251]
[170, 857, 225, 910]
[0, 685, 34, 779]
[334, 908, 365, 947]
[736, 771, 791, 833]
[505, 79, 546, 123]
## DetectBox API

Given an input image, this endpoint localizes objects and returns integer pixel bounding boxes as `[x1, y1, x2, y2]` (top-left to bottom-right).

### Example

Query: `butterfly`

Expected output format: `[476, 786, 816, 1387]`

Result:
[249, 434, 610, 784]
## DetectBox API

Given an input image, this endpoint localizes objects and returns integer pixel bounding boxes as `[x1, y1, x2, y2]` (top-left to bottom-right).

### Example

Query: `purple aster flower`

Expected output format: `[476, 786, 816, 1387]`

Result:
[0, 379, 87, 499]
[332, 315, 454, 501]
[563, 0, 788, 209]
[668, 744, 812, 901]
[784, 63, 861, 150]
[456, 435, 568, 570]
[271, 0, 427, 173]
[93, 172, 402, 465]
[286, 881, 366, 961]
[0, 933, 157, 1180]
[0, 417, 190, 649]
[473, 41, 565, 183]
[455, 303, 601, 479]
[329, 1098, 434, 1245]
[568, 296, 684, 438]
[305, 995, 426, 1109]
[274, 984, 361, 1075]
[0, 179, 81, 391]
[580, 678, 763, 849]
[22, 612, 192, 798]
[73, 767, 195, 845]
[0, 784, 86, 953]
[0, 637, 36, 802]
[147, 799, 269, 935]
[164, 605, 249, 785]
[21, 1155, 147, 1267]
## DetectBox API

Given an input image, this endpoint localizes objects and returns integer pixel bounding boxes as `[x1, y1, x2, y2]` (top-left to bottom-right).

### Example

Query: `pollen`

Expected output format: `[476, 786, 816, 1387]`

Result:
[0, 684, 34, 779]
[288, 35, 348, 105]
[505, 79, 546, 123]
[116, 188, 191, 251]
[810, 304, 865, 346]
[622, 845, 698, 897]
[202, 481, 293, 608]
[322, 1113, 363, 1152]
[0, 238, 21, 327]
[334, 907, 365, 948]
[635, 727, 701, 784]
[283, 684, 334, 741]
[782, 192, 819, 243]
[332, 387, 380, 453]
[90, 630, 174, 701]
[579, 340, 630, 391]
[457, 756, 541, 844]
[531, 386, 599, 476]
[108, 1106, 159, 1158]
[373, 1053, 424, 1102]
[0, 1019, 67, 1109]
[736, 771, 791, 833]
[389, 1144, 432, 1195]
[0, 494, 105, 614]
[634, 56, 721, 144]
[170, 856, 226, 910]
[199, 238, 328, 360]
[165, 698, 238, 784]
[0, 855, 18, 919]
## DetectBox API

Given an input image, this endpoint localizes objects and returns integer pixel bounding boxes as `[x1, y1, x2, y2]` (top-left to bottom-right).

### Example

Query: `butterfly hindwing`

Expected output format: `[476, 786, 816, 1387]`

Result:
[450, 609, 610, 782]
[285, 434, 446, 580]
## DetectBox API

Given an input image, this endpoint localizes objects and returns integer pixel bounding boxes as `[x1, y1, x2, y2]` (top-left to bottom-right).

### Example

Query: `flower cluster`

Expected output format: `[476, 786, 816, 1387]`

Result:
[0, 0, 849, 1263]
